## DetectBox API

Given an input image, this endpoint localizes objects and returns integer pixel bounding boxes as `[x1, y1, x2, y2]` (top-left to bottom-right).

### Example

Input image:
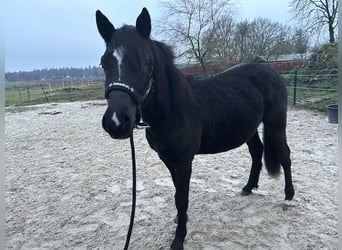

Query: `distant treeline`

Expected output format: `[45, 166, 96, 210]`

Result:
[5, 66, 104, 82]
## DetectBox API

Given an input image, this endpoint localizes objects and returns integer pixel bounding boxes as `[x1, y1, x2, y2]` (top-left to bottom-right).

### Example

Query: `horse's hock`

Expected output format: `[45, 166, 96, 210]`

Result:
[327, 104, 338, 123]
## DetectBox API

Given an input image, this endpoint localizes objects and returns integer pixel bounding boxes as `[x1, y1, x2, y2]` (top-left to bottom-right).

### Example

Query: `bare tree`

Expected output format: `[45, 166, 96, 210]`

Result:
[247, 18, 286, 61]
[269, 25, 295, 56]
[289, 0, 338, 43]
[292, 28, 310, 54]
[204, 16, 237, 63]
[234, 20, 250, 62]
[232, 18, 294, 62]
[158, 0, 234, 70]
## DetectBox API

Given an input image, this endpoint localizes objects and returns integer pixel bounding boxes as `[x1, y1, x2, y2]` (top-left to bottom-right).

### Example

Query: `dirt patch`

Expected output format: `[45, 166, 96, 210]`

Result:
[5, 101, 338, 249]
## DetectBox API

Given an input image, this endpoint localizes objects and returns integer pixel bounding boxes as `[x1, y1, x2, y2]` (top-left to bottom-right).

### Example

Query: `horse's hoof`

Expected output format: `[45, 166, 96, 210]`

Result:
[282, 200, 296, 212]
[240, 189, 252, 196]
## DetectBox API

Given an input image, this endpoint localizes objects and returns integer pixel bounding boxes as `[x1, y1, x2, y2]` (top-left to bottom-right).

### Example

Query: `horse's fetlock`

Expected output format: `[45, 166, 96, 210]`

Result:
[171, 238, 184, 250]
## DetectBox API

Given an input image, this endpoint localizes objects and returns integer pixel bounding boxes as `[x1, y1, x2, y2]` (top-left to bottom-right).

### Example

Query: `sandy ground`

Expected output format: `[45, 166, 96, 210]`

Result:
[5, 101, 338, 249]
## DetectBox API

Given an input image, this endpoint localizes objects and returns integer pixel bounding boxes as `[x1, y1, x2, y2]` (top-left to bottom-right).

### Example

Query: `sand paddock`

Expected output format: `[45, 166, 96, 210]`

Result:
[5, 101, 338, 249]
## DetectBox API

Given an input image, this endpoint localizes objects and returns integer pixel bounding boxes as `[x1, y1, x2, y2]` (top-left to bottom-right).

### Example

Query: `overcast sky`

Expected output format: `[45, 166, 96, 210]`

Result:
[4, 0, 292, 72]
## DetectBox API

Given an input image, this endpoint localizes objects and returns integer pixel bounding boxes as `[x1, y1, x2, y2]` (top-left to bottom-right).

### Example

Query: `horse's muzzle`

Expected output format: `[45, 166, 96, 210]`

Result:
[102, 111, 132, 139]
[102, 92, 137, 139]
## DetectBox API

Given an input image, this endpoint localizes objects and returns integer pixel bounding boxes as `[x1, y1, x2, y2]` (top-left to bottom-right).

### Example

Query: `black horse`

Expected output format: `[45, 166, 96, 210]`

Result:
[96, 8, 294, 250]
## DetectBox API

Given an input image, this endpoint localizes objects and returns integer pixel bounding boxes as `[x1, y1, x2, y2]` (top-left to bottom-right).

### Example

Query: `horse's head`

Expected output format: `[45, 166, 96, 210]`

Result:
[96, 8, 154, 139]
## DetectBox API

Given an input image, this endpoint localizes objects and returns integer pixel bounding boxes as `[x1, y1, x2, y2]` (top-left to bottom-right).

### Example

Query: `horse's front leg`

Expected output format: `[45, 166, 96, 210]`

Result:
[161, 155, 193, 250]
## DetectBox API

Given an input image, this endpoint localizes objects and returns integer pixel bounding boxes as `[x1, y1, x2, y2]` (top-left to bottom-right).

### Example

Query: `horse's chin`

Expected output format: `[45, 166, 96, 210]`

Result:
[102, 125, 133, 140]
[109, 133, 131, 140]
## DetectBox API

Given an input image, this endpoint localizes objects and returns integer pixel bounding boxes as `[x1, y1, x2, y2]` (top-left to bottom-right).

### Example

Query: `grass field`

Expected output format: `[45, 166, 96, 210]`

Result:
[287, 86, 338, 112]
[5, 81, 105, 107]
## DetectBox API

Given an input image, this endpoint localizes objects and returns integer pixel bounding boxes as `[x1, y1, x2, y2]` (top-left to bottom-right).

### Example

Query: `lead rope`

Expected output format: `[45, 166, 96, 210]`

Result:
[124, 132, 137, 250]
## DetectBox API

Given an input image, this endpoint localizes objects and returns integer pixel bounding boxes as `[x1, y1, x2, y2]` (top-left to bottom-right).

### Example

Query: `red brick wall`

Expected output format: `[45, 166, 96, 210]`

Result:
[180, 60, 306, 75]
[264, 61, 306, 73]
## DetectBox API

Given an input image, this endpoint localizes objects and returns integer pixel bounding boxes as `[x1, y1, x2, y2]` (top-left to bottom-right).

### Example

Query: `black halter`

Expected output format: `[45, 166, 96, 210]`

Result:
[104, 64, 154, 125]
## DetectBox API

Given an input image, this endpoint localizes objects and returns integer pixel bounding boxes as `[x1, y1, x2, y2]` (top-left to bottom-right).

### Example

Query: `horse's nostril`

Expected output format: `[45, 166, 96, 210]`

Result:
[122, 113, 130, 124]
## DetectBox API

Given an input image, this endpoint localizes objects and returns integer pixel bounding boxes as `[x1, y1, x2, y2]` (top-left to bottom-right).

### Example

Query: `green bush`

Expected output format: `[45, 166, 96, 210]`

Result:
[307, 42, 338, 70]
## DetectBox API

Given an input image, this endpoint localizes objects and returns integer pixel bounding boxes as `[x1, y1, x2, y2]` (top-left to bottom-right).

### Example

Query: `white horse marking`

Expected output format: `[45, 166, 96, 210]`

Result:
[111, 112, 121, 127]
[113, 46, 125, 81]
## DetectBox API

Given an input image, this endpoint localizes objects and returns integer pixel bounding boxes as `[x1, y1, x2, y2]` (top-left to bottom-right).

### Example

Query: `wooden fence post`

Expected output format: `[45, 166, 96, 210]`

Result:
[26, 87, 30, 102]
[48, 82, 52, 95]
[40, 83, 49, 103]
[17, 88, 22, 105]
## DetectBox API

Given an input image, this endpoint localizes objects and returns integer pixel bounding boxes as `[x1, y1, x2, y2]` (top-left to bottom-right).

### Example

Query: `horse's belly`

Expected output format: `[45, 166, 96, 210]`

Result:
[197, 134, 246, 154]
[197, 118, 261, 154]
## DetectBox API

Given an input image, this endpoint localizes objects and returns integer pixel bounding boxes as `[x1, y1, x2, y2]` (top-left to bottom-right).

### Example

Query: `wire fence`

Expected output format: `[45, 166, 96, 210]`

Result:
[5, 77, 105, 106]
[5, 69, 338, 109]
[281, 69, 338, 107]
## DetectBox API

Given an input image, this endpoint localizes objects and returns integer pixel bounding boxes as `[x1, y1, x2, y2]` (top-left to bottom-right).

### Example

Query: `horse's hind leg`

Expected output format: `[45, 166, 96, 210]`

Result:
[242, 131, 263, 195]
[274, 130, 295, 201]
[264, 121, 295, 201]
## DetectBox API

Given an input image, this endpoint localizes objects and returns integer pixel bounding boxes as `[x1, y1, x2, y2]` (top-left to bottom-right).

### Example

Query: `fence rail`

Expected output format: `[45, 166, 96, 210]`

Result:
[281, 70, 338, 108]
[5, 70, 338, 111]
[5, 77, 105, 106]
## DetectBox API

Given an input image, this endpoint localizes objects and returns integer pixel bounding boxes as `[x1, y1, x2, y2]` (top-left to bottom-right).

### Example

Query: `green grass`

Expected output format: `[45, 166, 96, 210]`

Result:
[5, 82, 105, 107]
[287, 86, 338, 113]
[282, 70, 338, 113]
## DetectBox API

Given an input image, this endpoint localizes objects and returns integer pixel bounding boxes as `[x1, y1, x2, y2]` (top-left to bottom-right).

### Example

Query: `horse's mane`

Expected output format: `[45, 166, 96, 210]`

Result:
[151, 40, 194, 117]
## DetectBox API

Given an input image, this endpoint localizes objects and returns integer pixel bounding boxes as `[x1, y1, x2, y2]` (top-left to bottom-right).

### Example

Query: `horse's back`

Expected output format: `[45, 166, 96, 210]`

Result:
[226, 63, 288, 123]
[190, 63, 287, 154]
[192, 63, 286, 113]
[211, 63, 288, 118]
[217, 63, 286, 98]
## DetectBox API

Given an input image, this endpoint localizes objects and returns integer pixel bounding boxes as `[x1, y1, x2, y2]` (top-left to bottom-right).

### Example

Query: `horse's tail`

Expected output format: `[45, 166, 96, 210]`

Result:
[263, 125, 282, 178]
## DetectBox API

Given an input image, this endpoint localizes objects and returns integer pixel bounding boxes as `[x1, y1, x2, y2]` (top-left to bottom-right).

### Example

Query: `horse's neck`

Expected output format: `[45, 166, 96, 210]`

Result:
[142, 49, 194, 126]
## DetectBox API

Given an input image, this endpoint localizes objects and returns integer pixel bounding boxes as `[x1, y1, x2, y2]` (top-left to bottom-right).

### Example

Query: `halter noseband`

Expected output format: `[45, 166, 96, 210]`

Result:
[104, 64, 154, 125]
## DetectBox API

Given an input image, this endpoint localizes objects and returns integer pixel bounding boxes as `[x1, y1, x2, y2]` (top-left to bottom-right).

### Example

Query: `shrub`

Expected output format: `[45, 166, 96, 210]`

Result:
[307, 43, 338, 70]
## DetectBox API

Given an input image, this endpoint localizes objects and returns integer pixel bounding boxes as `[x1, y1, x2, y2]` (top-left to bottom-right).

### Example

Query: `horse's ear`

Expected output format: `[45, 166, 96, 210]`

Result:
[136, 7, 151, 39]
[96, 10, 115, 44]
